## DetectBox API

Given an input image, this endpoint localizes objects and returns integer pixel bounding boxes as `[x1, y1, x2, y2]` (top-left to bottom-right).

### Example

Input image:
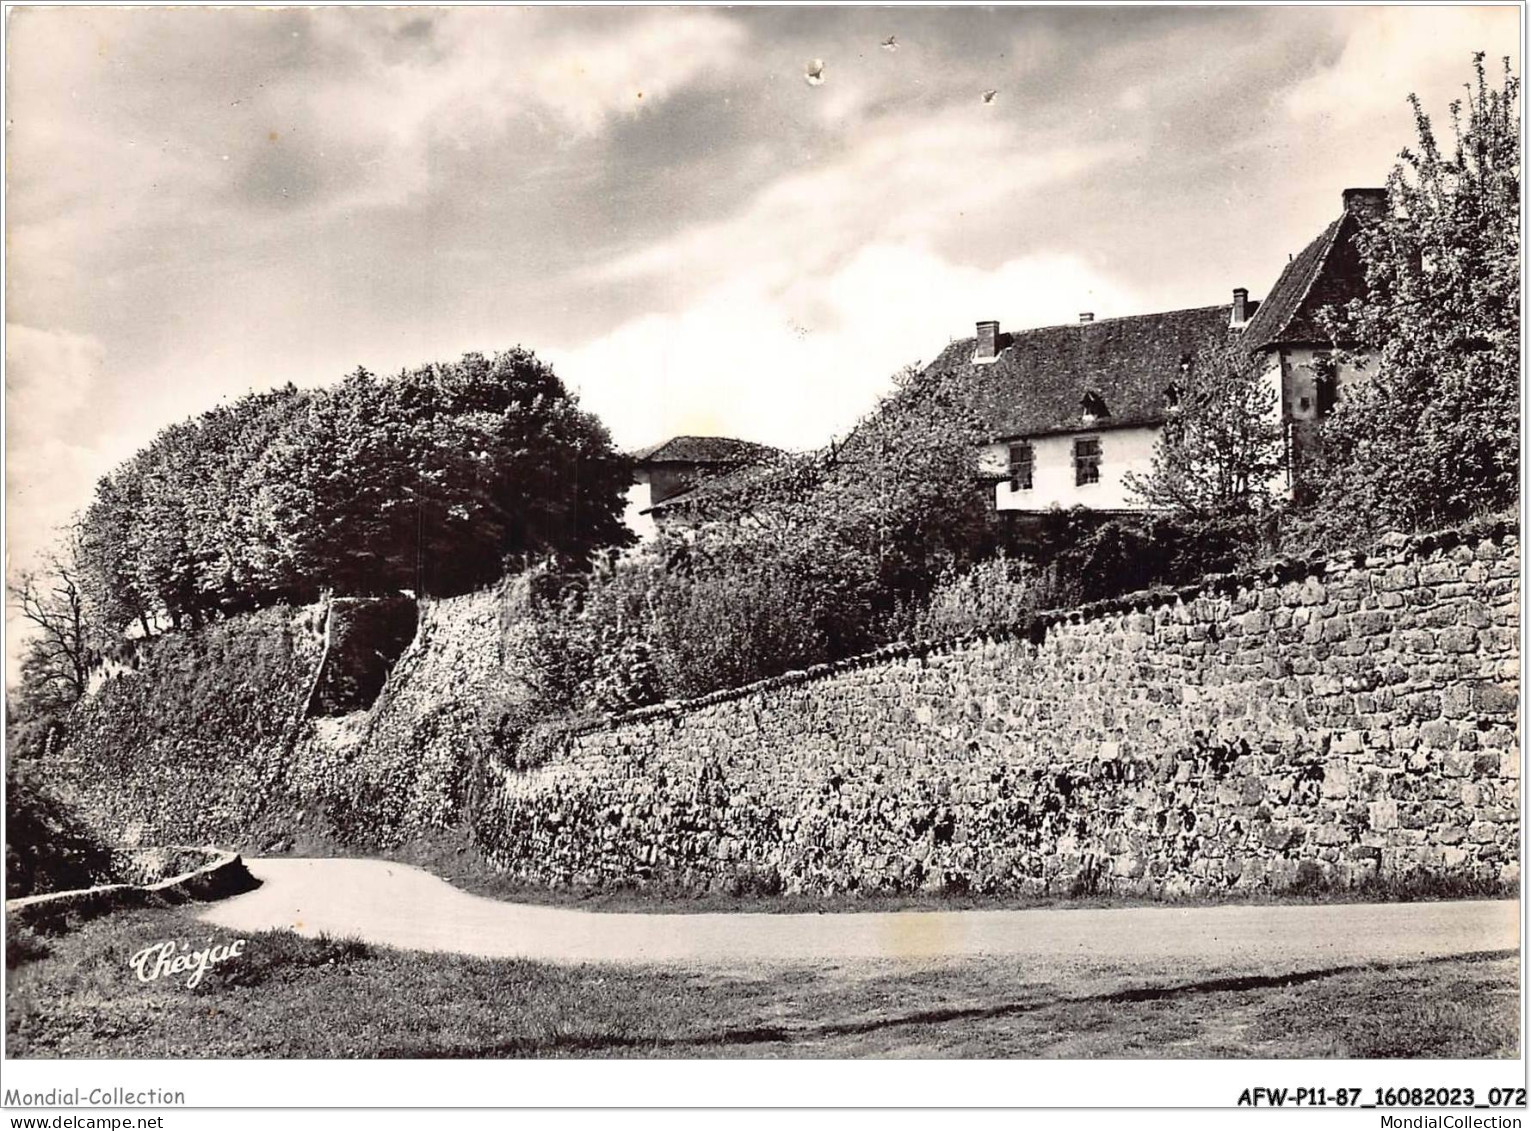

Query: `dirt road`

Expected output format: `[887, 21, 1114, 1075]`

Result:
[196, 856, 1520, 968]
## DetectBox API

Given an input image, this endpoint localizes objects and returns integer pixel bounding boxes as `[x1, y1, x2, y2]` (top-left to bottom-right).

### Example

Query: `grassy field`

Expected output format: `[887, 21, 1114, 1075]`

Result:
[6, 901, 1518, 1059]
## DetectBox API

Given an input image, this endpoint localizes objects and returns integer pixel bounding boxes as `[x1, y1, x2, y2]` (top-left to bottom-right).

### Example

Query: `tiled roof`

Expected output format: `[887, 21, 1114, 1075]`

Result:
[1242, 207, 1370, 351]
[629, 435, 780, 466]
[644, 458, 787, 514]
[926, 304, 1238, 441]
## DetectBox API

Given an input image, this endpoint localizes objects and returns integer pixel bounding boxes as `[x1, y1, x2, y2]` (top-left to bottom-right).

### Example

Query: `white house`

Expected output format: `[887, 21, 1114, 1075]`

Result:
[941, 187, 1382, 516]
[955, 301, 1253, 514]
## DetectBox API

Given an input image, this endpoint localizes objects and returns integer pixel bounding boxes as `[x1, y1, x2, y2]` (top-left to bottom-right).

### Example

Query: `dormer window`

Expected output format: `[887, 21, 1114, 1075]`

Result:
[1080, 391, 1109, 424]
[1007, 441, 1034, 491]
[1164, 382, 1182, 411]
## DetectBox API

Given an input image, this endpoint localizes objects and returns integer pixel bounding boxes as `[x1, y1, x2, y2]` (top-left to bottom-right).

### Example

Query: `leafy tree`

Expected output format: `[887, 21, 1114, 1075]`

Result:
[78, 386, 312, 633]
[76, 468, 157, 638]
[263, 351, 633, 596]
[690, 360, 997, 622]
[8, 529, 99, 718]
[528, 360, 1003, 709]
[1304, 53, 1520, 539]
[1123, 330, 1287, 520]
[76, 349, 632, 630]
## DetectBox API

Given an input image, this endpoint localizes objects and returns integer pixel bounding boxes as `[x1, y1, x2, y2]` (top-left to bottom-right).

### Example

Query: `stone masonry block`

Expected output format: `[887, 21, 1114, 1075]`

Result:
[1438, 626, 1479, 654]
[1321, 764, 1351, 799]
[1473, 683, 1518, 715]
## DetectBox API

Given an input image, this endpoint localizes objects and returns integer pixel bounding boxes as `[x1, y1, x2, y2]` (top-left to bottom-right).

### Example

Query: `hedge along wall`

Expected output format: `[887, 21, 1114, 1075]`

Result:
[478, 523, 1521, 897]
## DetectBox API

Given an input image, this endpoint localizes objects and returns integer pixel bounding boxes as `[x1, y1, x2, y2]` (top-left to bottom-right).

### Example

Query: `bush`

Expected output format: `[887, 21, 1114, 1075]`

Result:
[509, 537, 846, 713]
[1029, 509, 1266, 605]
[912, 555, 1051, 640]
[4, 760, 116, 900]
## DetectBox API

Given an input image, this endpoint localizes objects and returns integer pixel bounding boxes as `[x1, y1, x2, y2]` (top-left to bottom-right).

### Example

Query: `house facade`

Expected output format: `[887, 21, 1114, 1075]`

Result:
[624, 435, 778, 541]
[944, 187, 1382, 516]
[955, 302, 1253, 515]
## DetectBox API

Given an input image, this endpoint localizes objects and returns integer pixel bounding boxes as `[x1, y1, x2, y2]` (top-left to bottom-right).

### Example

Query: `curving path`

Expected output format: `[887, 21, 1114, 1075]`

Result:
[196, 857, 1520, 968]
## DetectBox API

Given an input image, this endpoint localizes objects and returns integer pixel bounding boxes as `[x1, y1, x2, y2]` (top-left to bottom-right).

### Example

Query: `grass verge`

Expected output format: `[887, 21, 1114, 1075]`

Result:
[6, 902, 1518, 1059]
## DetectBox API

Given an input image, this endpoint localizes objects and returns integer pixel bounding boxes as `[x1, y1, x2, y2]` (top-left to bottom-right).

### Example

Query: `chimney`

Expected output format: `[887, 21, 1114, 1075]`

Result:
[1342, 187, 1387, 217]
[975, 320, 1000, 362]
[1078, 312, 1094, 324]
[1231, 287, 1249, 325]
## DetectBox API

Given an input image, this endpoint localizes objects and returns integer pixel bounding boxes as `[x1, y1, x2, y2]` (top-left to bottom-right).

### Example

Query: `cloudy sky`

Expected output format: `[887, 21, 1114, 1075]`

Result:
[5, 4, 1521, 585]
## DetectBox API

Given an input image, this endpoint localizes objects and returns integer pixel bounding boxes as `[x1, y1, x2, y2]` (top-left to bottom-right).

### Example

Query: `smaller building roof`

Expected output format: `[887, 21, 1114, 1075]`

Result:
[1243, 191, 1379, 351]
[643, 457, 788, 516]
[629, 435, 779, 466]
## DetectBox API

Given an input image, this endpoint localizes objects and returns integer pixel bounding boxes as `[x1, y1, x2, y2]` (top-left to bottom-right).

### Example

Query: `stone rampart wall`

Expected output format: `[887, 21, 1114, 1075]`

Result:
[478, 524, 1520, 896]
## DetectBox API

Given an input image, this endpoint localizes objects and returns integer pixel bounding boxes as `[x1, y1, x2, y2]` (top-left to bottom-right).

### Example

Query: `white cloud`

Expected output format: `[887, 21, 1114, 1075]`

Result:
[552, 242, 1144, 453]
[8, 7, 751, 237]
[4, 324, 104, 433]
[284, 8, 748, 209]
[592, 105, 1121, 299]
[528, 12, 750, 134]
[1286, 7, 1520, 126]
[3, 325, 141, 574]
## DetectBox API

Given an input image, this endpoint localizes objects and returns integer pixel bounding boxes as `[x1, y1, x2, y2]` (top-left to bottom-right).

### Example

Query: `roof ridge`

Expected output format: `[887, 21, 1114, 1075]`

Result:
[1025, 302, 1230, 332]
[949, 302, 1233, 346]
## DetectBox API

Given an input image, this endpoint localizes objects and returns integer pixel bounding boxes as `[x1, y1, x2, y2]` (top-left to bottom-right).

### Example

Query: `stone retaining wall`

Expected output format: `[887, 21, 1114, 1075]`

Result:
[5, 849, 256, 927]
[478, 523, 1521, 896]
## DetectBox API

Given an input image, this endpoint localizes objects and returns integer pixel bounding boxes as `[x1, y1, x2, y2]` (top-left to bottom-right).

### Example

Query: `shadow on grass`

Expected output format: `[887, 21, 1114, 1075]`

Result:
[7, 861, 263, 952]
[387, 948, 1519, 1058]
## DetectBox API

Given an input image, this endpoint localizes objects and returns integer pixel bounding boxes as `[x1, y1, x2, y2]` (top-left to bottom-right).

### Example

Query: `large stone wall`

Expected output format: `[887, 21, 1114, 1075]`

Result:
[282, 584, 533, 845]
[52, 586, 526, 851]
[47, 604, 326, 847]
[478, 524, 1520, 896]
